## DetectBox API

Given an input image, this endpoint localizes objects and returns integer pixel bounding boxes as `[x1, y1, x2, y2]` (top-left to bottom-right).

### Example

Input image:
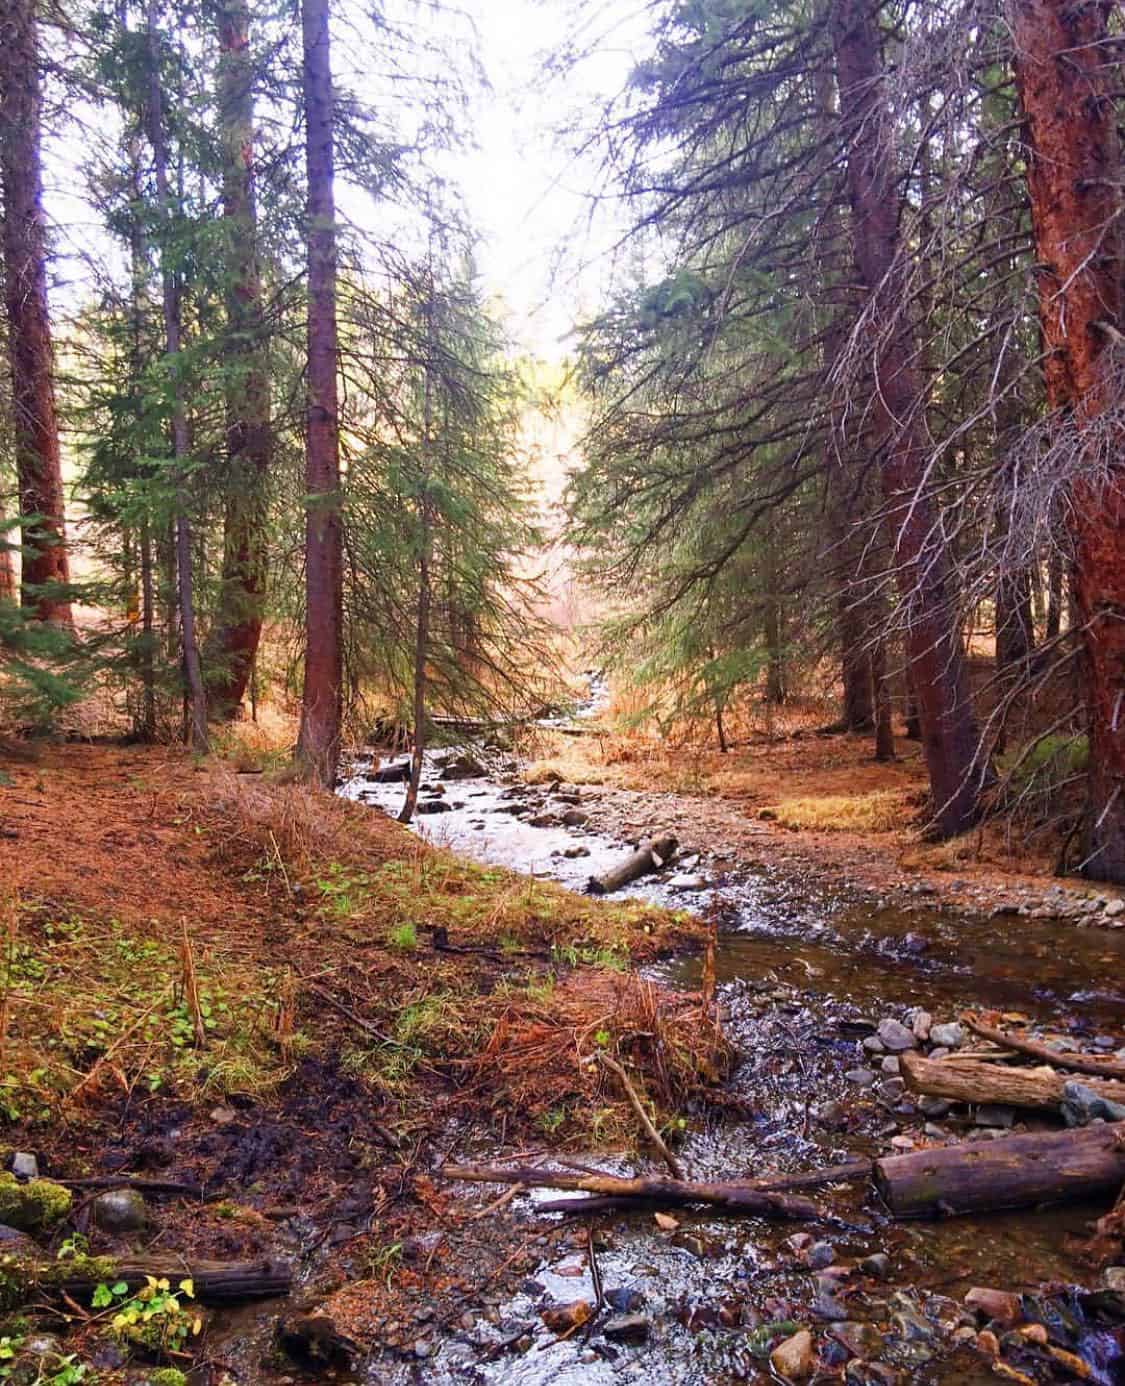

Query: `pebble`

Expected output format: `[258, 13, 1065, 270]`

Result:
[10, 1153, 37, 1180]
[1105, 899, 1125, 917]
[770, 1327, 815, 1382]
[846, 1068, 876, 1087]
[881, 1056, 901, 1075]
[1103, 1267, 1125, 1291]
[964, 1287, 1021, 1325]
[929, 1022, 964, 1049]
[863, 1035, 886, 1054]
[877, 1019, 917, 1052]
[861, 1253, 891, 1279]
[910, 1010, 933, 1041]
[831, 1321, 885, 1358]
[974, 1104, 1015, 1128]
[805, 1241, 835, 1270]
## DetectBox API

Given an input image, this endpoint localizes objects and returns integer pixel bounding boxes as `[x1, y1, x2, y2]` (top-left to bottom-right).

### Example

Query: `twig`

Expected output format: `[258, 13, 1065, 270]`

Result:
[179, 918, 206, 1049]
[598, 1052, 684, 1179]
[962, 1013, 1125, 1080]
[301, 979, 393, 1045]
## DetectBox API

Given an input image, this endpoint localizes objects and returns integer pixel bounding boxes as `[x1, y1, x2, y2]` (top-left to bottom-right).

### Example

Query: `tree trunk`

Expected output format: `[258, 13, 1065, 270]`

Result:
[206, 0, 271, 719]
[831, 0, 985, 837]
[146, 4, 208, 753]
[0, 0, 70, 623]
[872, 637, 895, 761]
[875, 1123, 1125, 1218]
[295, 0, 343, 788]
[1010, 0, 1125, 880]
[0, 492, 14, 601]
[763, 540, 786, 705]
[398, 503, 431, 825]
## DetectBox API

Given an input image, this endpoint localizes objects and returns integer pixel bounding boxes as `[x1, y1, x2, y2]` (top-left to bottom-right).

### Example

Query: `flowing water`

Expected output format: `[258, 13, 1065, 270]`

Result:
[330, 742, 1125, 1385]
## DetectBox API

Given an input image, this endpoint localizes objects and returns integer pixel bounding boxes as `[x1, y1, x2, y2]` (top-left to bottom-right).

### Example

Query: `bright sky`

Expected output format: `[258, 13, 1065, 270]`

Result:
[43, 0, 656, 361]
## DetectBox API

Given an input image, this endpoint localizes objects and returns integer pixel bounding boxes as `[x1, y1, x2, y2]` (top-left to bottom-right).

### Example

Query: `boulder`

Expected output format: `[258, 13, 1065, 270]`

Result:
[877, 1019, 917, 1053]
[91, 1188, 147, 1235]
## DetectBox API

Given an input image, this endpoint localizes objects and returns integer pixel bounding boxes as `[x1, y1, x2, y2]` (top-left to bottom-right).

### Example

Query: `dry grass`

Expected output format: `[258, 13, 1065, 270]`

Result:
[762, 788, 910, 834]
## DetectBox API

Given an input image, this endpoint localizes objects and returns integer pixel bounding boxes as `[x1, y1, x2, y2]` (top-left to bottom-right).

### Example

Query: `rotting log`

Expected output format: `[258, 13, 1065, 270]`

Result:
[875, 1124, 1125, 1218]
[366, 760, 410, 784]
[961, 1014, 1125, 1081]
[587, 836, 678, 896]
[29, 1255, 293, 1304]
[57, 1176, 203, 1198]
[900, 1052, 1125, 1111]
[441, 1164, 821, 1220]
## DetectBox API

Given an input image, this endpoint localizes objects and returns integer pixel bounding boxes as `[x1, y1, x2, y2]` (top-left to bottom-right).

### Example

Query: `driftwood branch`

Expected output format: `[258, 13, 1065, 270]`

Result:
[961, 1013, 1125, 1081]
[442, 1164, 821, 1220]
[31, 1256, 292, 1304]
[588, 835, 677, 895]
[598, 1052, 683, 1178]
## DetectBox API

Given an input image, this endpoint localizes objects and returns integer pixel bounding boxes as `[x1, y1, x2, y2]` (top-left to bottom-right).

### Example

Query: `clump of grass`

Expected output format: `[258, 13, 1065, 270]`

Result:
[387, 921, 417, 951]
[763, 788, 907, 833]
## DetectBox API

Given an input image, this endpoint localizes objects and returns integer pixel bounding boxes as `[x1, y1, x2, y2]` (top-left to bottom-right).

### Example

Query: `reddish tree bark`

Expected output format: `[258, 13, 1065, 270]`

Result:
[1010, 0, 1125, 879]
[295, 0, 343, 787]
[0, 0, 70, 622]
[206, 0, 271, 718]
[831, 0, 984, 836]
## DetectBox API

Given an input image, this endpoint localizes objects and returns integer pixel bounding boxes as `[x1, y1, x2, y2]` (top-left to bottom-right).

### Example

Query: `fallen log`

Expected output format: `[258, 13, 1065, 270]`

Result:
[56, 1176, 203, 1198]
[587, 835, 678, 896]
[961, 1013, 1125, 1081]
[900, 1051, 1125, 1111]
[536, 1160, 872, 1214]
[367, 761, 409, 784]
[23, 1255, 292, 1304]
[875, 1124, 1125, 1218]
[442, 1163, 820, 1220]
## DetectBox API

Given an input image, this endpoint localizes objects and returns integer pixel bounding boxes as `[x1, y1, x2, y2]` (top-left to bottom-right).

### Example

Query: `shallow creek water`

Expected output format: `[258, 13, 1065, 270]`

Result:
[333, 748, 1125, 1385]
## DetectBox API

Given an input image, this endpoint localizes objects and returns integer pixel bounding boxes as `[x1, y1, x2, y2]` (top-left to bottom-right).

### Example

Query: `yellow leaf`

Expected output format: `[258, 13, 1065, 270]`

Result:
[192, 1317, 202, 1335]
[179, 1278, 194, 1299]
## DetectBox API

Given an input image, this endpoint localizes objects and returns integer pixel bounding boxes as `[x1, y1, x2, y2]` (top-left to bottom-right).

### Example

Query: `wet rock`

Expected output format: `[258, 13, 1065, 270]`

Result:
[562, 845, 590, 858]
[918, 1096, 951, 1118]
[879, 1077, 906, 1103]
[561, 809, 589, 827]
[770, 1328, 815, 1382]
[975, 1328, 999, 1355]
[812, 1292, 848, 1322]
[964, 1287, 1021, 1325]
[1061, 1080, 1125, 1126]
[889, 1307, 935, 1343]
[804, 1241, 836, 1271]
[529, 814, 559, 828]
[603, 1313, 650, 1344]
[815, 1100, 848, 1131]
[540, 1301, 593, 1335]
[880, 1056, 900, 1075]
[1105, 899, 1125, 918]
[442, 754, 485, 780]
[860, 1253, 890, 1279]
[929, 1022, 964, 1049]
[605, 1287, 645, 1312]
[877, 1019, 917, 1052]
[831, 1321, 885, 1358]
[671, 1230, 709, 1258]
[92, 1188, 147, 1235]
[416, 800, 452, 815]
[668, 874, 707, 890]
[1104, 1267, 1125, 1292]
[910, 1010, 932, 1041]
[974, 1104, 1015, 1128]
[862, 1036, 886, 1055]
[0, 1224, 38, 1255]
[286, 1317, 361, 1374]
[9, 1153, 37, 1181]
[846, 1068, 876, 1088]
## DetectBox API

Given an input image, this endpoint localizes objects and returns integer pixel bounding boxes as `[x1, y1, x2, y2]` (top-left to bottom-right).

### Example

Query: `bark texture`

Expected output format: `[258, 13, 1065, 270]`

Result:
[1010, 0, 1125, 880]
[295, 0, 343, 787]
[0, 0, 70, 622]
[831, 0, 984, 836]
[206, 0, 271, 718]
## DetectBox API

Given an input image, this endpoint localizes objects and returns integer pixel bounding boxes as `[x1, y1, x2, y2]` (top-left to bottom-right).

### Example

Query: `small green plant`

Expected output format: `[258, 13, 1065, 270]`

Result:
[97, 1275, 202, 1358]
[0, 1334, 92, 1384]
[538, 1107, 566, 1135]
[387, 921, 417, 951]
[364, 1241, 403, 1288]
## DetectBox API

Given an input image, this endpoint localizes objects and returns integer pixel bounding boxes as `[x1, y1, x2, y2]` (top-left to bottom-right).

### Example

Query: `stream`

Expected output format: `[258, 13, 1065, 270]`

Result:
[328, 739, 1125, 1385]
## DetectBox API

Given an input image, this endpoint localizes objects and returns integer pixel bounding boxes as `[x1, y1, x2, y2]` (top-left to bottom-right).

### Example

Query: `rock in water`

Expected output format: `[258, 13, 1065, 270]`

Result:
[929, 1022, 964, 1049]
[602, 1313, 650, 1344]
[771, 1327, 816, 1382]
[1061, 1080, 1125, 1126]
[91, 1188, 147, 1235]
